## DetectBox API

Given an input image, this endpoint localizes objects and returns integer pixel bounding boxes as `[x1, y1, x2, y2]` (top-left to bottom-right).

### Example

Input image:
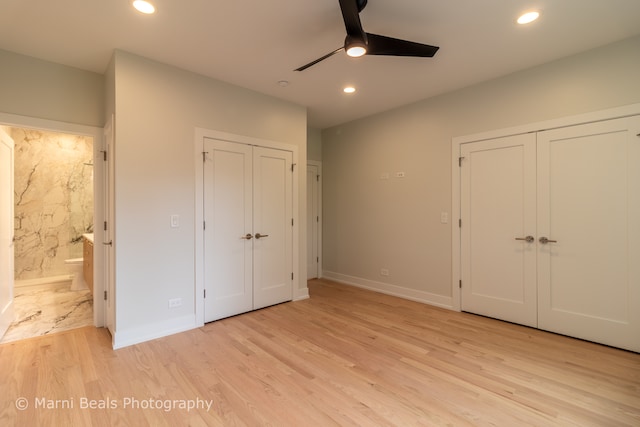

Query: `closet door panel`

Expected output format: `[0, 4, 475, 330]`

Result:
[252, 147, 293, 309]
[537, 116, 640, 352]
[460, 133, 537, 327]
[203, 139, 253, 322]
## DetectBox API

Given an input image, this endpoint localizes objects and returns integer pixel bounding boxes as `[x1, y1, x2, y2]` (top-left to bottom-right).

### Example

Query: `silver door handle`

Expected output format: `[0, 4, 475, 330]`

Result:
[255, 233, 269, 239]
[240, 234, 253, 240]
[539, 237, 557, 244]
[515, 236, 534, 243]
[103, 241, 113, 246]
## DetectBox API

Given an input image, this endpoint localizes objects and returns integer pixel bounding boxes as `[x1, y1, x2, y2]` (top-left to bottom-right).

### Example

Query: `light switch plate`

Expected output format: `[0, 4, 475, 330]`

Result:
[170, 214, 180, 228]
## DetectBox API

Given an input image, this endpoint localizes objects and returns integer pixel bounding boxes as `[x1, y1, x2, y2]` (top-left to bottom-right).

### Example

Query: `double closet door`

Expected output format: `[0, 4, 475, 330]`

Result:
[460, 116, 640, 352]
[203, 138, 293, 323]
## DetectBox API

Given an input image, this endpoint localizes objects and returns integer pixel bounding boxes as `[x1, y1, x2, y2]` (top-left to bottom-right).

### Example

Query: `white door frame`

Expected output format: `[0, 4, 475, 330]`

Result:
[0, 112, 105, 327]
[103, 116, 115, 336]
[194, 128, 300, 327]
[451, 103, 640, 312]
[307, 161, 322, 279]
[0, 127, 14, 339]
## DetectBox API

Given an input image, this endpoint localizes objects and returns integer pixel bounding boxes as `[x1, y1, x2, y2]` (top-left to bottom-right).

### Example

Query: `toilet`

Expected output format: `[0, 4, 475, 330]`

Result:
[65, 258, 88, 291]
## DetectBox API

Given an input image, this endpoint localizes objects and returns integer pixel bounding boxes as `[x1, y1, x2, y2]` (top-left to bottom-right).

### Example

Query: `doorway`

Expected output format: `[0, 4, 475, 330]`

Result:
[0, 114, 104, 343]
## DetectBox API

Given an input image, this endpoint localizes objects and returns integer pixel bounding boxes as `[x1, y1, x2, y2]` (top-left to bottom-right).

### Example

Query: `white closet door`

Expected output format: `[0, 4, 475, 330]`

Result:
[252, 147, 293, 309]
[537, 116, 640, 352]
[203, 139, 253, 322]
[461, 133, 537, 327]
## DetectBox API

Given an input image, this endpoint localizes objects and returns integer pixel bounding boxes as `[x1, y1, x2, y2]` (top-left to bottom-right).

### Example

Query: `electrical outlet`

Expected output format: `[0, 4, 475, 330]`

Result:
[168, 298, 182, 308]
[395, 172, 405, 178]
[380, 269, 389, 276]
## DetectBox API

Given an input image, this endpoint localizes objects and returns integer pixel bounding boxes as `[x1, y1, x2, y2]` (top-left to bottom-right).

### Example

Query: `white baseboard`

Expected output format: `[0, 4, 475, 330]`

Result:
[294, 286, 309, 301]
[322, 270, 454, 310]
[112, 314, 198, 349]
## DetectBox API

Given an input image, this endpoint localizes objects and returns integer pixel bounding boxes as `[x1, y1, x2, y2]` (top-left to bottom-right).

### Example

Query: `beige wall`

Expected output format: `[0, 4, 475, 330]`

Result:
[307, 127, 322, 162]
[111, 51, 307, 345]
[321, 35, 640, 305]
[0, 50, 104, 127]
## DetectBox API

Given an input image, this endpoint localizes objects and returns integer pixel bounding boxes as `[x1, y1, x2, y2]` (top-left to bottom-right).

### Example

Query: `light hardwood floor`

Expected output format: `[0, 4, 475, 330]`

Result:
[1, 278, 639, 426]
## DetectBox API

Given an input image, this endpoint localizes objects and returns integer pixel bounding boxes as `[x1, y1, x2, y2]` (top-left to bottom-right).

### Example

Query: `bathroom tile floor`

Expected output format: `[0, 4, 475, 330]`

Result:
[0, 281, 93, 344]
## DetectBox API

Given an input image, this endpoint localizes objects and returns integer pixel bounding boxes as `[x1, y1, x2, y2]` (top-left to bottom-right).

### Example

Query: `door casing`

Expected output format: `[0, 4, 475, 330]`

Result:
[0, 113, 105, 328]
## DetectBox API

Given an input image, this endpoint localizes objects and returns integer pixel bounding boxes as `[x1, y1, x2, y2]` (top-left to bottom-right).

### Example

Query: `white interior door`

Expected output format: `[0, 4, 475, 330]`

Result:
[307, 164, 319, 279]
[0, 128, 15, 339]
[461, 133, 537, 327]
[252, 147, 293, 309]
[537, 116, 640, 352]
[204, 139, 253, 322]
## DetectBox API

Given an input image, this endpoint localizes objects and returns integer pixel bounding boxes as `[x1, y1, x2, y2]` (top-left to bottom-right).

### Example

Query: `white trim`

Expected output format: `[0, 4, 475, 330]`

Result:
[451, 102, 640, 312]
[0, 112, 106, 327]
[307, 160, 323, 280]
[194, 128, 303, 326]
[294, 288, 310, 301]
[323, 270, 454, 310]
[112, 314, 197, 349]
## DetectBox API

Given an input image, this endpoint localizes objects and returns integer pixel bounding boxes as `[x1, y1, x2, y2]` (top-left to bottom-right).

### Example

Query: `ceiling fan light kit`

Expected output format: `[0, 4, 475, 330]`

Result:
[295, 0, 439, 71]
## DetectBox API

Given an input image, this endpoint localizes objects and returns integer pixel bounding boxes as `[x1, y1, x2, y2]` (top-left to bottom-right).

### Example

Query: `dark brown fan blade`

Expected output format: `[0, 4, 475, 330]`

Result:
[365, 33, 439, 57]
[339, 0, 366, 38]
[294, 47, 343, 72]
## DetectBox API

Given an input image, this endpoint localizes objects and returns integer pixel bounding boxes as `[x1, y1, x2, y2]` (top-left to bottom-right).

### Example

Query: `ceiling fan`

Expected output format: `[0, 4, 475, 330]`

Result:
[294, 0, 440, 72]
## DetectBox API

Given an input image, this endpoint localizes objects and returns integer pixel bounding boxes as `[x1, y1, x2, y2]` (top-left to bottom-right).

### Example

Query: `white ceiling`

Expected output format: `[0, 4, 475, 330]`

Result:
[1, 0, 640, 129]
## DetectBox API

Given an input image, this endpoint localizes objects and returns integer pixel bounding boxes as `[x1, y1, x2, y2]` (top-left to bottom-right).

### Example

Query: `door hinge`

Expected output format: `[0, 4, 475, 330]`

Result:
[202, 151, 208, 162]
[459, 280, 462, 289]
[317, 174, 320, 182]
[459, 218, 462, 228]
[291, 272, 294, 280]
[203, 221, 206, 230]
[317, 216, 319, 222]
[204, 289, 206, 298]
[101, 150, 107, 161]
[317, 256, 319, 262]
[104, 290, 108, 301]
[103, 221, 107, 231]
[459, 156, 465, 167]
[291, 218, 294, 226]
[291, 163, 296, 172]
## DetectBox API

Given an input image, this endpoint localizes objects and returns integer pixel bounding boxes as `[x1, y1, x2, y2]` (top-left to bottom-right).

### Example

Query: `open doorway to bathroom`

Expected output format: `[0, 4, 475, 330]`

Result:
[0, 127, 95, 344]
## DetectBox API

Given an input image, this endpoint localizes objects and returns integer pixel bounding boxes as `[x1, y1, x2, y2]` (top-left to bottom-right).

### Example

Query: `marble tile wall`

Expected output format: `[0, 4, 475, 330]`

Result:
[12, 128, 93, 281]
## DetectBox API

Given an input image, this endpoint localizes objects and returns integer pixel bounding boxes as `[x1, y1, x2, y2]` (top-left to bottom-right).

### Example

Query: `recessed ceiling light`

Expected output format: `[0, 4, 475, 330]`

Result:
[517, 11, 540, 25]
[277, 80, 289, 87]
[133, 0, 156, 14]
[343, 86, 356, 94]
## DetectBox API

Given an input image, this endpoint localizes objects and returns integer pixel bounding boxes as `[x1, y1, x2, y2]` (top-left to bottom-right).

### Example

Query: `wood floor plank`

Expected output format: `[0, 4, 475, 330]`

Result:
[1, 278, 639, 426]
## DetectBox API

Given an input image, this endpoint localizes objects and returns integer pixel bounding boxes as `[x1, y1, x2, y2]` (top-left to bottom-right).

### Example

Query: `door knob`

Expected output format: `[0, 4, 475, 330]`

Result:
[515, 236, 534, 243]
[255, 233, 269, 239]
[539, 236, 557, 244]
[240, 233, 253, 240]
